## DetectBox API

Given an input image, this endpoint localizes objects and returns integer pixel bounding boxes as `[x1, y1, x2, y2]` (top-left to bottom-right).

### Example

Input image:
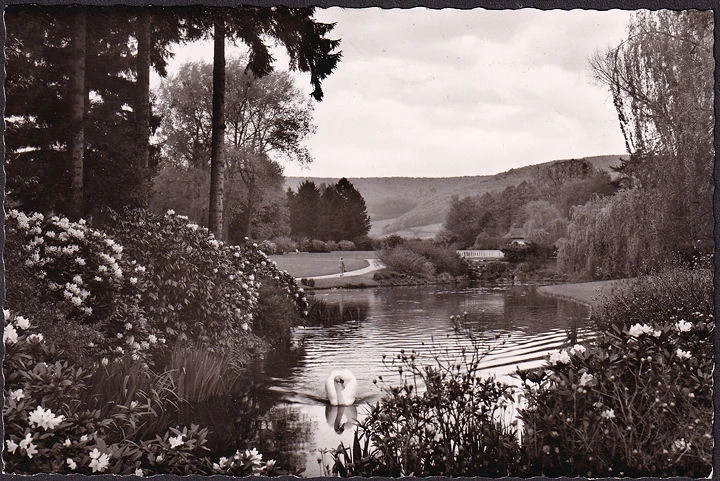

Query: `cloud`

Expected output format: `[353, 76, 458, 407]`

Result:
[159, 7, 635, 177]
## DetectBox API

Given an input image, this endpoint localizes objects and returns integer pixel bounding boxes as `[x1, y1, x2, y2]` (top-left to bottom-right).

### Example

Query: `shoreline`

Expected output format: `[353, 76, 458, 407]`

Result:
[536, 279, 632, 311]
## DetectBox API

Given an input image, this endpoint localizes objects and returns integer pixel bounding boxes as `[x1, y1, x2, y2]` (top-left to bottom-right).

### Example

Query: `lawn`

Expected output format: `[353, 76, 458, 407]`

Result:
[536, 279, 632, 308]
[269, 251, 378, 278]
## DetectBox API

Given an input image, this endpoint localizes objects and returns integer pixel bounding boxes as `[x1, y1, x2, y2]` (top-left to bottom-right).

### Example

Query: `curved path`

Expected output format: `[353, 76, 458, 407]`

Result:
[301, 258, 385, 280]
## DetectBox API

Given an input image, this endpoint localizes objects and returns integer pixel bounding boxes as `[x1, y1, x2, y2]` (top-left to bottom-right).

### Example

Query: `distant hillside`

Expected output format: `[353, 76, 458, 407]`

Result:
[284, 155, 625, 239]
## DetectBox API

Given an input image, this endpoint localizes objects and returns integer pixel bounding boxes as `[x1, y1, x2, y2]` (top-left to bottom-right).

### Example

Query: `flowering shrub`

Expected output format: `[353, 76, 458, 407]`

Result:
[519, 269, 713, 477]
[5, 210, 159, 363]
[103, 209, 308, 353]
[3, 309, 279, 475]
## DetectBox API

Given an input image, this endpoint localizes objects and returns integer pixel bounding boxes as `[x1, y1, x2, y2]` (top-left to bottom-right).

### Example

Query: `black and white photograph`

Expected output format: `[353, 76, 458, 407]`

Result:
[2, 3, 714, 478]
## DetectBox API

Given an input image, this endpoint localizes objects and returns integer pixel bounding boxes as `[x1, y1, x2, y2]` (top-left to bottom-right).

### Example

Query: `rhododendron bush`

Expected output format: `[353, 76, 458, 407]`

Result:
[5, 208, 308, 365]
[519, 269, 713, 477]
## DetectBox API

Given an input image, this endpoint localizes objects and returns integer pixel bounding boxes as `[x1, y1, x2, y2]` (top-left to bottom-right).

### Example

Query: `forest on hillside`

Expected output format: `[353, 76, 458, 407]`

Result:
[443, 10, 713, 280]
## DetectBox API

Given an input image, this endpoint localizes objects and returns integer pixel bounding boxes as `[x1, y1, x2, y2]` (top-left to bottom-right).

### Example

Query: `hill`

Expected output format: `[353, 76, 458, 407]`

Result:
[284, 155, 625, 239]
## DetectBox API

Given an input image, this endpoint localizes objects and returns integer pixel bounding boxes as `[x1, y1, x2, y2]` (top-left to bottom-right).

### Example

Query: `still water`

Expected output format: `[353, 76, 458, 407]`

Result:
[183, 285, 592, 477]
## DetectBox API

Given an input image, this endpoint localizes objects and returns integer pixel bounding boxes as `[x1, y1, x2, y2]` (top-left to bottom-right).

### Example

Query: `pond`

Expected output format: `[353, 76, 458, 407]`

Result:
[178, 285, 593, 477]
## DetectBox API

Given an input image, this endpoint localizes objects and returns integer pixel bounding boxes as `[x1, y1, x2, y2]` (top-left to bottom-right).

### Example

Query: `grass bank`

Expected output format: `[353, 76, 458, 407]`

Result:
[536, 279, 632, 309]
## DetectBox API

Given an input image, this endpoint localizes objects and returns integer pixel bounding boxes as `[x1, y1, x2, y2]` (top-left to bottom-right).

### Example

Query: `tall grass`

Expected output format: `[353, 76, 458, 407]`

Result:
[306, 297, 368, 326]
[169, 347, 244, 404]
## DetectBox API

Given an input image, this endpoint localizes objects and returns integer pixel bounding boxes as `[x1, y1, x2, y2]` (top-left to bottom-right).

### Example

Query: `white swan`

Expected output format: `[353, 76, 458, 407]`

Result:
[325, 369, 357, 406]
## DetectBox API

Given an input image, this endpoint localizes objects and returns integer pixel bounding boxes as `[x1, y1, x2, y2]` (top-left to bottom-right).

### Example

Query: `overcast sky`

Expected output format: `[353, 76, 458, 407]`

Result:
[157, 8, 635, 178]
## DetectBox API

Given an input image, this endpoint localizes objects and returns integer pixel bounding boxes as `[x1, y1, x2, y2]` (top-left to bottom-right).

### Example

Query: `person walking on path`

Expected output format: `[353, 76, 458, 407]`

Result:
[339, 257, 346, 277]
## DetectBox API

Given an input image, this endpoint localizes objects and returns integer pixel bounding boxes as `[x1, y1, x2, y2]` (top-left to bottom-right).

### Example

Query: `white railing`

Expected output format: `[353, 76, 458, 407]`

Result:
[456, 249, 505, 259]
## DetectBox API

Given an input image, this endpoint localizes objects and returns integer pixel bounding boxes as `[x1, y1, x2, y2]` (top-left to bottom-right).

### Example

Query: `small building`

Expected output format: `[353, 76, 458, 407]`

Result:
[507, 227, 527, 245]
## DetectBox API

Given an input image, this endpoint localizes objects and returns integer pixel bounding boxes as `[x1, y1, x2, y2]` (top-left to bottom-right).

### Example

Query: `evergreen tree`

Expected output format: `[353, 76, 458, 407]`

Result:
[316, 184, 343, 241]
[335, 177, 371, 241]
[289, 180, 321, 239]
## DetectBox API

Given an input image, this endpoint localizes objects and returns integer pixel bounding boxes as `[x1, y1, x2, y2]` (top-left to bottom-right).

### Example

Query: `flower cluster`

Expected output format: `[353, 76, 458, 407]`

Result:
[28, 406, 65, 431]
[6, 210, 159, 362]
[520, 270, 713, 477]
[212, 448, 278, 476]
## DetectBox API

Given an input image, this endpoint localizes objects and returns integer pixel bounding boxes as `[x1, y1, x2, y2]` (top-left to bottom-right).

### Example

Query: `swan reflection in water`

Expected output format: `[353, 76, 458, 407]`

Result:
[325, 405, 358, 434]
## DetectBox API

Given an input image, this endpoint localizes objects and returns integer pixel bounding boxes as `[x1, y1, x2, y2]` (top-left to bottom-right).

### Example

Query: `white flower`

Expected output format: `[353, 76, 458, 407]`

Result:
[675, 319, 692, 332]
[148, 334, 157, 344]
[4, 324, 18, 344]
[10, 389, 25, 402]
[28, 405, 65, 430]
[88, 449, 110, 473]
[600, 409, 615, 420]
[18, 433, 32, 451]
[28, 333, 44, 343]
[549, 349, 571, 365]
[129, 277, 138, 285]
[676, 348, 692, 360]
[241, 322, 249, 331]
[245, 447, 263, 464]
[25, 442, 38, 459]
[579, 372, 594, 387]
[67, 458, 77, 470]
[672, 438, 691, 451]
[101, 357, 109, 366]
[72, 275, 83, 285]
[98, 265, 108, 272]
[3, 308, 10, 320]
[6, 439, 19, 454]
[628, 323, 654, 337]
[19, 433, 37, 458]
[569, 344, 586, 355]
[64, 438, 72, 447]
[168, 434, 185, 449]
[80, 434, 89, 442]
[265, 459, 277, 470]
[166, 209, 175, 215]
[156, 454, 163, 462]
[135, 468, 144, 476]
[14, 315, 30, 330]
[75, 257, 86, 266]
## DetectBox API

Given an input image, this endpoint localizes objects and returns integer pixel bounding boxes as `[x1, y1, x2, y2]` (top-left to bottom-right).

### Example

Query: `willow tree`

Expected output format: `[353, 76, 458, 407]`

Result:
[590, 10, 713, 255]
[560, 10, 714, 277]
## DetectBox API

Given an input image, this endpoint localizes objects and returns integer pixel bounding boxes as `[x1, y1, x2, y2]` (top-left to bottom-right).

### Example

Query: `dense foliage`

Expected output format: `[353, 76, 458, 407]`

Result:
[5, 6, 169, 215]
[3, 309, 281, 475]
[5, 208, 308, 367]
[105, 209, 308, 354]
[287, 178, 371, 242]
[560, 10, 713, 278]
[377, 238, 469, 279]
[520, 269, 713, 477]
[442, 159, 616, 251]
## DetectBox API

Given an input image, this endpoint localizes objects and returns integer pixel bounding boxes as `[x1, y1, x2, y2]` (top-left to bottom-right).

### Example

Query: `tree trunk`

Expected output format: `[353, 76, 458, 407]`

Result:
[208, 18, 226, 237]
[69, 8, 87, 218]
[136, 9, 152, 191]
